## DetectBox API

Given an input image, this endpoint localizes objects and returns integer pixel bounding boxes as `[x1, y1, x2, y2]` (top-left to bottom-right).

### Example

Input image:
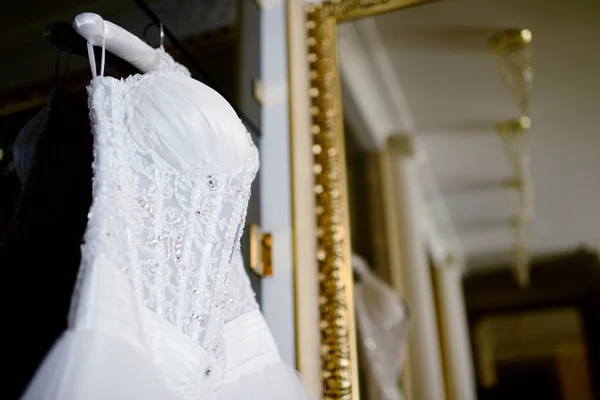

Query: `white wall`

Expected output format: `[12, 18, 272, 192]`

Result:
[259, 0, 296, 367]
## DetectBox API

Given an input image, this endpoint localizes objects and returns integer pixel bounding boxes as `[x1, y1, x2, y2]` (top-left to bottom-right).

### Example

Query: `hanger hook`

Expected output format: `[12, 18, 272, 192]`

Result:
[159, 21, 164, 48]
[143, 21, 164, 49]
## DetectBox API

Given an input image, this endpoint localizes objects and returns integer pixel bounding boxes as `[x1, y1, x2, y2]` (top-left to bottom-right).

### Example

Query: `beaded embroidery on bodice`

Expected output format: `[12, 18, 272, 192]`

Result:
[69, 45, 259, 396]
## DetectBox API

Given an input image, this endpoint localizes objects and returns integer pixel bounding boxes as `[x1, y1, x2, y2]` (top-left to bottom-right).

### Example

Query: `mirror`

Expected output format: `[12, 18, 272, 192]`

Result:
[292, 0, 600, 399]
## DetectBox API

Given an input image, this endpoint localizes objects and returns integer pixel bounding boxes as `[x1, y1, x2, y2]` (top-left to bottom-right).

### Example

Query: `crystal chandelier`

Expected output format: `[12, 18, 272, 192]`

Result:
[490, 29, 534, 287]
[489, 29, 533, 115]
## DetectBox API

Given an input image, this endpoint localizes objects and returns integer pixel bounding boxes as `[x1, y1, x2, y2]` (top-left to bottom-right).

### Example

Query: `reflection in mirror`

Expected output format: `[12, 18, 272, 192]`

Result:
[345, 120, 411, 400]
[328, 0, 600, 399]
[473, 307, 591, 398]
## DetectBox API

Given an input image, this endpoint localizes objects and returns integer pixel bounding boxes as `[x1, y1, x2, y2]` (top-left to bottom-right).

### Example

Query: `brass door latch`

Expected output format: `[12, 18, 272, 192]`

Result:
[252, 78, 286, 107]
[249, 224, 273, 277]
[252, 78, 264, 105]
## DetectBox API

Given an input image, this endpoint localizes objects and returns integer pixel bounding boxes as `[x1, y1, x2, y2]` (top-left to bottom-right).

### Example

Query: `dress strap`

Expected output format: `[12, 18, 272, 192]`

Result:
[86, 23, 106, 78]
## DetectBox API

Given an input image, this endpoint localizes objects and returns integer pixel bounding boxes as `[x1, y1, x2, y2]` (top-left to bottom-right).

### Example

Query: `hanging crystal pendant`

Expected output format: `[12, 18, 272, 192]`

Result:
[499, 121, 535, 287]
[496, 117, 531, 175]
[508, 217, 532, 288]
[505, 177, 525, 214]
[521, 174, 534, 219]
[514, 246, 530, 288]
[504, 175, 534, 219]
[489, 29, 533, 115]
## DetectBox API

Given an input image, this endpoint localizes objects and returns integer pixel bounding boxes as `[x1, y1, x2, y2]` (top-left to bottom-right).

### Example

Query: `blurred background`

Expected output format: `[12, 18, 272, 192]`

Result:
[338, 1, 599, 399]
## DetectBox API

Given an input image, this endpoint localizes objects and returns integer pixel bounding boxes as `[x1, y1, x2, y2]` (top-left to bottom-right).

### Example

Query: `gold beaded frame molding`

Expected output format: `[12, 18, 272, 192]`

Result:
[303, 1, 433, 399]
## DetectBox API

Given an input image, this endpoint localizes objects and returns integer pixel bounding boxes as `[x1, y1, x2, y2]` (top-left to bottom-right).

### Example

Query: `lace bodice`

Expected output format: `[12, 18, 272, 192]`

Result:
[69, 43, 259, 396]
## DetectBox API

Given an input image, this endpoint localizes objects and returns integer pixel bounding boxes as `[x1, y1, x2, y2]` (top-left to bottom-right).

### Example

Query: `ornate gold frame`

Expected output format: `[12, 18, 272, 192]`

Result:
[299, 1, 434, 399]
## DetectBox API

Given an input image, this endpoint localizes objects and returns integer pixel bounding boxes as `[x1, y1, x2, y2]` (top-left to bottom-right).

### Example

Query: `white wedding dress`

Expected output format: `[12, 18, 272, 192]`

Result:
[22, 40, 312, 400]
[353, 254, 410, 400]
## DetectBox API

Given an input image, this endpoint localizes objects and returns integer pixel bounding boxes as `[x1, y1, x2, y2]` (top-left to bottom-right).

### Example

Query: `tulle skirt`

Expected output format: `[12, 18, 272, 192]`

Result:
[21, 312, 314, 400]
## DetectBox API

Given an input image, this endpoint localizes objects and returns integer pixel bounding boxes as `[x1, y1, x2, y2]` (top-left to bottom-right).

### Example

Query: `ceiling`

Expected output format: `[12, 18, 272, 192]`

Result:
[346, 0, 599, 266]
